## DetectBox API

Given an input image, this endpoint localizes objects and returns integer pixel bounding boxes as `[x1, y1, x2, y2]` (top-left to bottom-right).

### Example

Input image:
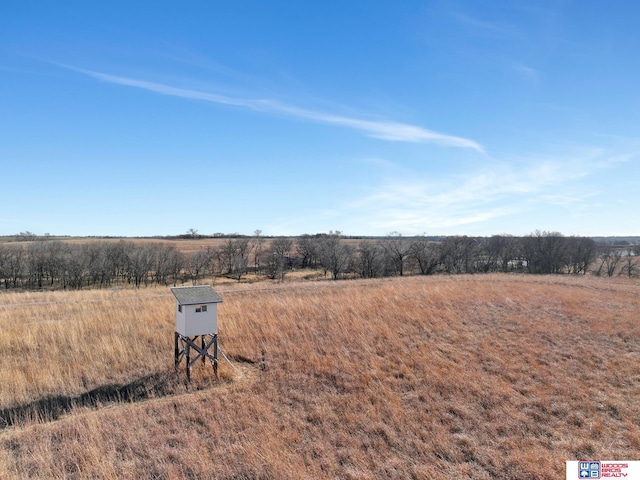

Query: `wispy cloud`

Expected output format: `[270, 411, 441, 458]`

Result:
[360, 157, 397, 169]
[344, 147, 620, 234]
[350, 169, 528, 230]
[513, 62, 539, 82]
[68, 66, 483, 151]
[450, 11, 516, 38]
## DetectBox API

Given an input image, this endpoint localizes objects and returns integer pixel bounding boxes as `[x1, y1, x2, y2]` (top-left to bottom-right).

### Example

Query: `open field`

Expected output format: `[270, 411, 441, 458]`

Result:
[0, 235, 239, 255]
[0, 274, 639, 479]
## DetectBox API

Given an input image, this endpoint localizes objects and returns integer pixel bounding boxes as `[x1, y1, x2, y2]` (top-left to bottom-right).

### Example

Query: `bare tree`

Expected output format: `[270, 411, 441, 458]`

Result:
[85, 243, 106, 287]
[357, 241, 384, 278]
[219, 239, 237, 275]
[566, 236, 596, 275]
[40, 241, 64, 286]
[521, 231, 570, 274]
[129, 244, 156, 288]
[26, 241, 47, 288]
[168, 248, 185, 286]
[251, 230, 265, 273]
[296, 234, 320, 269]
[317, 232, 353, 280]
[104, 241, 130, 285]
[61, 245, 86, 289]
[153, 244, 181, 286]
[485, 235, 521, 272]
[619, 252, 639, 278]
[0, 244, 19, 289]
[7, 245, 24, 288]
[265, 237, 293, 281]
[0, 246, 7, 289]
[17, 231, 37, 242]
[219, 238, 250, 281]
[408, 236, 439, 275]
[440, 236, 479, 274]
[185, 249, 212, 285]
[594, 246, 622, 277]
[379, 232, 410, 276]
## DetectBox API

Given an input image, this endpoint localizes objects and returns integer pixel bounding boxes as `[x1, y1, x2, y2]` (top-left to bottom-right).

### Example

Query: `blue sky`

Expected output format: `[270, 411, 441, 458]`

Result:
[1, 1, 639, 237]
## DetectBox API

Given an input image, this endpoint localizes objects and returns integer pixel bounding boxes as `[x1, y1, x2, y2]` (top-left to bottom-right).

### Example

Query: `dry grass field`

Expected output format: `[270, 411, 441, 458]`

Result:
[0, 274, 639, 479]
[1, 235, 254, 255]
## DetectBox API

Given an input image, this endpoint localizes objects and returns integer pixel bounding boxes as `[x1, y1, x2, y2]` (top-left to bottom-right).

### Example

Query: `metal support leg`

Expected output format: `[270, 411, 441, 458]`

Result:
[174, 332, 179, 369]
[185, 340, 191, 382]
[174, 332, 219, 382]
[213, 334, 219, 379]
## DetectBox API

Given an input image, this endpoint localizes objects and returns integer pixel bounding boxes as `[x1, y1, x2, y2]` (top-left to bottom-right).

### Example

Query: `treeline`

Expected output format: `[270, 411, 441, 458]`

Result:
[295, 231, 635, 279]
[0, 231, 638, 290]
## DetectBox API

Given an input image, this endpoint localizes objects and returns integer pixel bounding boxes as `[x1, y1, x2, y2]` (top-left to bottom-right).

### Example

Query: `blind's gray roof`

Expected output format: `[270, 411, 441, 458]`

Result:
[170, 285, 223, 305]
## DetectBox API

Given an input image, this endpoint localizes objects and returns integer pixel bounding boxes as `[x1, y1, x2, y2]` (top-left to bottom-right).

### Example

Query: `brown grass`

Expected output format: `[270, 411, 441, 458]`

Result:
[1, 236, 254, 255]
[0, 274, 639, 479]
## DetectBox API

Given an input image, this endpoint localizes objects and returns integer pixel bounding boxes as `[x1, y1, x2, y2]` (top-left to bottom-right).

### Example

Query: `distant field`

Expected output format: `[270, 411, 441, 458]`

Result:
[0, 234, 367, 255]
[0, 274, 639, 479]
[0, 235, 237, 254]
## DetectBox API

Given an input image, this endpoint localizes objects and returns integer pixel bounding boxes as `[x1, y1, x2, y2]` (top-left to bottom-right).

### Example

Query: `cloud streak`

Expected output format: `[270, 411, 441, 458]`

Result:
[513, 62, 539, 82]
[71, 67, 483, 151]
[344, 147, 619, 234]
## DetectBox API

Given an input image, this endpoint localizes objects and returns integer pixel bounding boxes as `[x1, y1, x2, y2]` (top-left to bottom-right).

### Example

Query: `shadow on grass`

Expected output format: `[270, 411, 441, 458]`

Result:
[1, 355, 260, 429]
[0, 372, 180, 428]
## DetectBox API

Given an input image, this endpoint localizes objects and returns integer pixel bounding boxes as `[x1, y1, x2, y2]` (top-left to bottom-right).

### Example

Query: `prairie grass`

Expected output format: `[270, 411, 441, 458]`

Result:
[0, 274, 639, 479]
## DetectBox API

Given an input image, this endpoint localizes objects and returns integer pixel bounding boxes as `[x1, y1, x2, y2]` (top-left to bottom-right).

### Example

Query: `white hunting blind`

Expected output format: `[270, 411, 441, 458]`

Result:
[170, 285, 223, 380]
[171, 285, 222, 336]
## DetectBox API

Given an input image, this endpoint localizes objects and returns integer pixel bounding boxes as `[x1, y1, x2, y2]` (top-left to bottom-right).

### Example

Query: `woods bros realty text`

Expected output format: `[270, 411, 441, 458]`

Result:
[567, 461, 640, 478]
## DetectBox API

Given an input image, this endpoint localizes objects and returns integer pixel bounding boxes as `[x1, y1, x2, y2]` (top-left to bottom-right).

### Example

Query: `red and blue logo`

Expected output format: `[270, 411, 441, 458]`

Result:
[579, 461, 600, 478]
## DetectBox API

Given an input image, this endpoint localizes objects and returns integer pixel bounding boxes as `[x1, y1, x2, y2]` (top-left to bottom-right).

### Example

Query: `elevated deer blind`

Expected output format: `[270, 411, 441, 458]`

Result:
[170, 285, 223, 381]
